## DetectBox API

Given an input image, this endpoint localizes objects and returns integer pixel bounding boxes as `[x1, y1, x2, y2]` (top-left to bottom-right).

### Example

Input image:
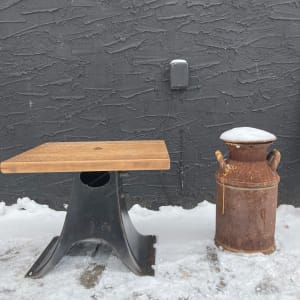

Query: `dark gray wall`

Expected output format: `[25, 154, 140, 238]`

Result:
[0, 0, 299, 209]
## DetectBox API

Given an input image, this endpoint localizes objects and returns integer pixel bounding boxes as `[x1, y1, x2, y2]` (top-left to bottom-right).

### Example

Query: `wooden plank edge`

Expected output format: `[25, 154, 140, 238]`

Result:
[0, 159, 170, 174]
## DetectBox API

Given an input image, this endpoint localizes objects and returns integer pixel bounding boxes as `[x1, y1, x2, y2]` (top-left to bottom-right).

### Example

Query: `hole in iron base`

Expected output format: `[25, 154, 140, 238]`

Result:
[80, 171, 110, 187]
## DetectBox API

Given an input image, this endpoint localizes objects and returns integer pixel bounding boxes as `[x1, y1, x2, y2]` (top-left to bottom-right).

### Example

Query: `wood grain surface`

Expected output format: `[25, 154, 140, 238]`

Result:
[0, 140, 170, 173]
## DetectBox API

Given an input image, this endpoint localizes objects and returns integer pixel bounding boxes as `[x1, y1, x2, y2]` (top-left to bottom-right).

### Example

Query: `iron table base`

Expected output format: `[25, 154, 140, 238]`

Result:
[26, 171, 156, 278]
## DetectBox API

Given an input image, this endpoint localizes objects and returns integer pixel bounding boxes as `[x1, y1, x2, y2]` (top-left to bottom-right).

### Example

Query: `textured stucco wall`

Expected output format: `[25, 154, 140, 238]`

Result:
[0, 0, 299, 209]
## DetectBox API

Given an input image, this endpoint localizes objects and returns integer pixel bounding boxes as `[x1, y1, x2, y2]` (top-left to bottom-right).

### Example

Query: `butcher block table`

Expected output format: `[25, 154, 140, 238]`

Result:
[0, 140, 170, 278]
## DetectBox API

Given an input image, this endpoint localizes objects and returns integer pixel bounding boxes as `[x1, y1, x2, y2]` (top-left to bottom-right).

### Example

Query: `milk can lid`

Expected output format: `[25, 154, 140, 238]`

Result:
[220, 127, 277, 143]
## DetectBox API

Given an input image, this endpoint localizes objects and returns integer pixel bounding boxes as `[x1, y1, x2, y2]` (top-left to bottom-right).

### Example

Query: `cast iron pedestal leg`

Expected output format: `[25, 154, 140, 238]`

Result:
[26, 171, 156, 278]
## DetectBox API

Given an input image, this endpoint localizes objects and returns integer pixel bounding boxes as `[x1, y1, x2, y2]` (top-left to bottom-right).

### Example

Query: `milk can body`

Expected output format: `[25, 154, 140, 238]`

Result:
[215, 137, 281, 253]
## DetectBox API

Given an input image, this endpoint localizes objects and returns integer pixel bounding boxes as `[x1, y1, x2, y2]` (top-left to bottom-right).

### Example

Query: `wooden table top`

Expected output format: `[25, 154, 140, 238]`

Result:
[0, 140, 170, 173]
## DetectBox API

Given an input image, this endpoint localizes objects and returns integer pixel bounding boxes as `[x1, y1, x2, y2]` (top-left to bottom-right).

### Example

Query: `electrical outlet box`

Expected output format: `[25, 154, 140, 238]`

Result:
[170, 59, 189, 90]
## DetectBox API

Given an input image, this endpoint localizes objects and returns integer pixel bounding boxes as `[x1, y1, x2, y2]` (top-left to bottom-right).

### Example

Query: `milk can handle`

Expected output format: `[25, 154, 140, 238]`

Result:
[215, 150, 227, 170]
[267, 149, 281, 171]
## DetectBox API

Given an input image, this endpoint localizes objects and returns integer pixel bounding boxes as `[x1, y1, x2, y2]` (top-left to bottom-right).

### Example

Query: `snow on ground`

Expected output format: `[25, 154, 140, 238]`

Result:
[0, 198, 300, 300]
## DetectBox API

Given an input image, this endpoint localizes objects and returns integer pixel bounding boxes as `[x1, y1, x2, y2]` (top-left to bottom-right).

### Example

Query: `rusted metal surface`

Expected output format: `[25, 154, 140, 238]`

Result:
[215, 142, 281, 253]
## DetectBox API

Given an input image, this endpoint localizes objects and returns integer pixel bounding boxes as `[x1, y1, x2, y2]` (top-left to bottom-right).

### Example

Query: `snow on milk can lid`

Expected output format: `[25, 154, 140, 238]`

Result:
[220, 127, 277, 143]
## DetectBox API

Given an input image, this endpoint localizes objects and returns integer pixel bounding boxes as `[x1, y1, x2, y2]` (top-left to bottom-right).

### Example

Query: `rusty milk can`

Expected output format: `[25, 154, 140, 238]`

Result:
[214, 127, 281, 254]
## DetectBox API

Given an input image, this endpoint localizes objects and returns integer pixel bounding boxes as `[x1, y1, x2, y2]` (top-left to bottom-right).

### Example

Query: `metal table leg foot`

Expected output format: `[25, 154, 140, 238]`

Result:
[26, 171, 156, 278]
